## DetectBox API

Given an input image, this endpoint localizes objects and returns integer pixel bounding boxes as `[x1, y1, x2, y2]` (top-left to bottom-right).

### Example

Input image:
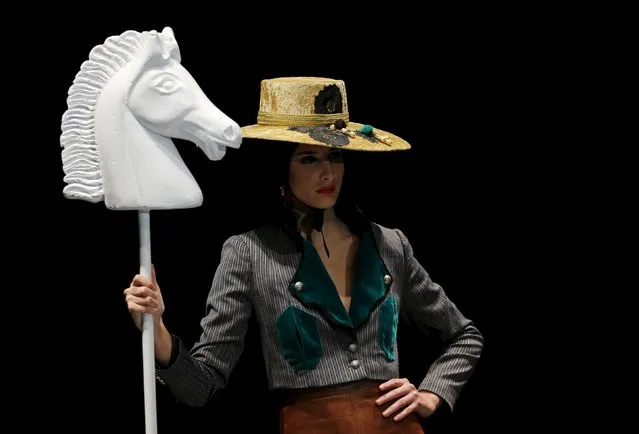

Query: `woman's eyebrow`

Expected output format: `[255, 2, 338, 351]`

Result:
[292, 151, 319, 156]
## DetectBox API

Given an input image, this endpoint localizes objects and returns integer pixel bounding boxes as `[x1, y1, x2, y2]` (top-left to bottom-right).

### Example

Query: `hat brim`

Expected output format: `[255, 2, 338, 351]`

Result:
[240, 122, 410, 152]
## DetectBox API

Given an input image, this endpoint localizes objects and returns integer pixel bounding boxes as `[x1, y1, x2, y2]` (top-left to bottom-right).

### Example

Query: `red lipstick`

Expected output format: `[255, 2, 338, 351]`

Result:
[316, 186, 335, 195]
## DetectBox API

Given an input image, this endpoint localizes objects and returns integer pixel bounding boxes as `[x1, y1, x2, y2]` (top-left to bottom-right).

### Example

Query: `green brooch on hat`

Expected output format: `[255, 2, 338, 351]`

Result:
[357, 124, 392, 145]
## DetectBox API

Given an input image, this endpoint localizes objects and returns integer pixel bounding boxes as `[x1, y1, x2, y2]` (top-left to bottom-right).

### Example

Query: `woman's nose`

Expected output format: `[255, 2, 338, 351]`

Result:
[320, 162, 334, 180]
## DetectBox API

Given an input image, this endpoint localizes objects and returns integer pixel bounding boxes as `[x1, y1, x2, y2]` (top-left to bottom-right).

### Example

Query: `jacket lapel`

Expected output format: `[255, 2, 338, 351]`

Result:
[349, 230, 392, 328]
[288, 238, 353, 328]
[287, 228, 392, 330]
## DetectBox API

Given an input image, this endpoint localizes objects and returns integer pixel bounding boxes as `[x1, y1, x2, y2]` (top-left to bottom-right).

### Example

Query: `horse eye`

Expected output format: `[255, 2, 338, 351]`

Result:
[153, 75, 180, 94]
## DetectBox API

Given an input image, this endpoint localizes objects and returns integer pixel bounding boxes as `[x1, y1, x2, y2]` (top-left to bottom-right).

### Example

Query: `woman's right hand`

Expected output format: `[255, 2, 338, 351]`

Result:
[124, 265, 165, 331]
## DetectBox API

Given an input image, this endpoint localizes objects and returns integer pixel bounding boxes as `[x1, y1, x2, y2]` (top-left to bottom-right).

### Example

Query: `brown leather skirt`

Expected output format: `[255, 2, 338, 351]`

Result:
[278, 380, 425, 434]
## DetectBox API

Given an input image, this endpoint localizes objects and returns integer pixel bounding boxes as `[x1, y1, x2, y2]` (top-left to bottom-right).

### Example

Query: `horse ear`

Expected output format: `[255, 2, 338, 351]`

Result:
[162, 27, 175, 39]
[159, 27, 179, 60]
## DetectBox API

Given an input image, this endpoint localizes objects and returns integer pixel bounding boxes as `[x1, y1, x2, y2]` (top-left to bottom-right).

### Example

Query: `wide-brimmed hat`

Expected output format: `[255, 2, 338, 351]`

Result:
[240, 77, 411, 152]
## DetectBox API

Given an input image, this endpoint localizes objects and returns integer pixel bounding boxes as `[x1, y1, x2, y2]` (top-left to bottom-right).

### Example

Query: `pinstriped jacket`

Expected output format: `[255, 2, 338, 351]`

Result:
[155, 217, 483, 412]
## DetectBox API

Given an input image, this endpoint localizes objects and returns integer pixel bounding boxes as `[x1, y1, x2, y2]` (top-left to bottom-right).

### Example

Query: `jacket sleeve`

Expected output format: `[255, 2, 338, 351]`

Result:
[395, 229, 483, 413]
[155, 235, 254, 407]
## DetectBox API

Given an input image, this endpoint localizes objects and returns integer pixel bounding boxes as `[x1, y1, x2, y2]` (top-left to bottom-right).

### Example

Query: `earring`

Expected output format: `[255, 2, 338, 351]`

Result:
[280, 185, 292, 209]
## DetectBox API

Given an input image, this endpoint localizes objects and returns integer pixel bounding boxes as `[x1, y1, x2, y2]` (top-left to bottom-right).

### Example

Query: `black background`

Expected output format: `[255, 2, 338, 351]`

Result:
[17, 9, 579, 434]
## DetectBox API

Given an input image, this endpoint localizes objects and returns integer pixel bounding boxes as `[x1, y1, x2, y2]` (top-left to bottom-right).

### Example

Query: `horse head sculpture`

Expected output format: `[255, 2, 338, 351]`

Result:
[60, 27, 242, 210]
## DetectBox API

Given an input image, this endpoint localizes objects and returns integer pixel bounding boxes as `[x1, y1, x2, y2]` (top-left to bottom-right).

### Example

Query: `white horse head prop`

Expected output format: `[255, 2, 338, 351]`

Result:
[60, 27, 242, 210]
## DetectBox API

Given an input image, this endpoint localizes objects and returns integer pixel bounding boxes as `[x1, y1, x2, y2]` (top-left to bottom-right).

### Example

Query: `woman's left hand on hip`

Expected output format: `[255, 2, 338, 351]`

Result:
[376, 378, 442, 422]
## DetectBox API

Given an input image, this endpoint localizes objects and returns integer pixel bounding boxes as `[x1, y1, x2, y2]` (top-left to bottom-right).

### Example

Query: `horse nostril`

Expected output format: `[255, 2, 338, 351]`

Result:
[223, 124, 240, 141]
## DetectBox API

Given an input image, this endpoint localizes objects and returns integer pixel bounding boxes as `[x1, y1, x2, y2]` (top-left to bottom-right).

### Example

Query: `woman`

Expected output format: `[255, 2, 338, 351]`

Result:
[124, 77, 483, 433]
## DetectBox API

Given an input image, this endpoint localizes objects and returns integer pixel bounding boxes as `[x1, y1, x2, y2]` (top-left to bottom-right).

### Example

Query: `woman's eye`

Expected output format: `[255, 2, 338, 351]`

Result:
[328, 152, 343, 161]
[301, 156, 317, 164]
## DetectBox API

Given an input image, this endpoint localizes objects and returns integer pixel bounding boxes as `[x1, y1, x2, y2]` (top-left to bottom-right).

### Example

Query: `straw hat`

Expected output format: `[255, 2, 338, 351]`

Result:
[240, 77, 411, 152]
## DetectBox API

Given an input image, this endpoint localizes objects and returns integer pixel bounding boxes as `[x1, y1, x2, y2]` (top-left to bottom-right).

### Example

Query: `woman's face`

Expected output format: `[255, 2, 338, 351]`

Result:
[288, 143, 345, 210]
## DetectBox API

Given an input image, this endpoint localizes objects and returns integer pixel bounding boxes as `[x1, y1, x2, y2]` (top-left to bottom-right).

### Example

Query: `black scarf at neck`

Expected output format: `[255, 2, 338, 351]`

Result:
[296, 208, 330, 258]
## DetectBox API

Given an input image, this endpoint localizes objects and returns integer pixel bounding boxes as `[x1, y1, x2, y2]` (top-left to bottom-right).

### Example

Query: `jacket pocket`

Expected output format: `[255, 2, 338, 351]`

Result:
[378, 294, 398, 361]
[276, 306, 323, 371]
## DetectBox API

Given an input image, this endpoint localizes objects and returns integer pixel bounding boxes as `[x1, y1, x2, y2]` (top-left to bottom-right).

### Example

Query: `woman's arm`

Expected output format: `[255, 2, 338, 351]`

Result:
[154, 235, 254, 407]
[396, 229, 484, 413]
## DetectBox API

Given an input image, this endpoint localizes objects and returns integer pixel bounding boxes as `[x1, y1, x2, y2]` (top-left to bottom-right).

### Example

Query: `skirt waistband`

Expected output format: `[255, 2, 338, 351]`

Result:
[276, 379, 384, 404]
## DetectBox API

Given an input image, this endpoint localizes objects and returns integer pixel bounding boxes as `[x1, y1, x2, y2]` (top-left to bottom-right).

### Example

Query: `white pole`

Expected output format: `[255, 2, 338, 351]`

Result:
[138, 210, 157, 434]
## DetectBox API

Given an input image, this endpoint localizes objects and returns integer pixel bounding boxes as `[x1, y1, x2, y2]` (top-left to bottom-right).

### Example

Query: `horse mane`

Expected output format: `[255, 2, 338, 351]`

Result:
[60, 30, 145, 203]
